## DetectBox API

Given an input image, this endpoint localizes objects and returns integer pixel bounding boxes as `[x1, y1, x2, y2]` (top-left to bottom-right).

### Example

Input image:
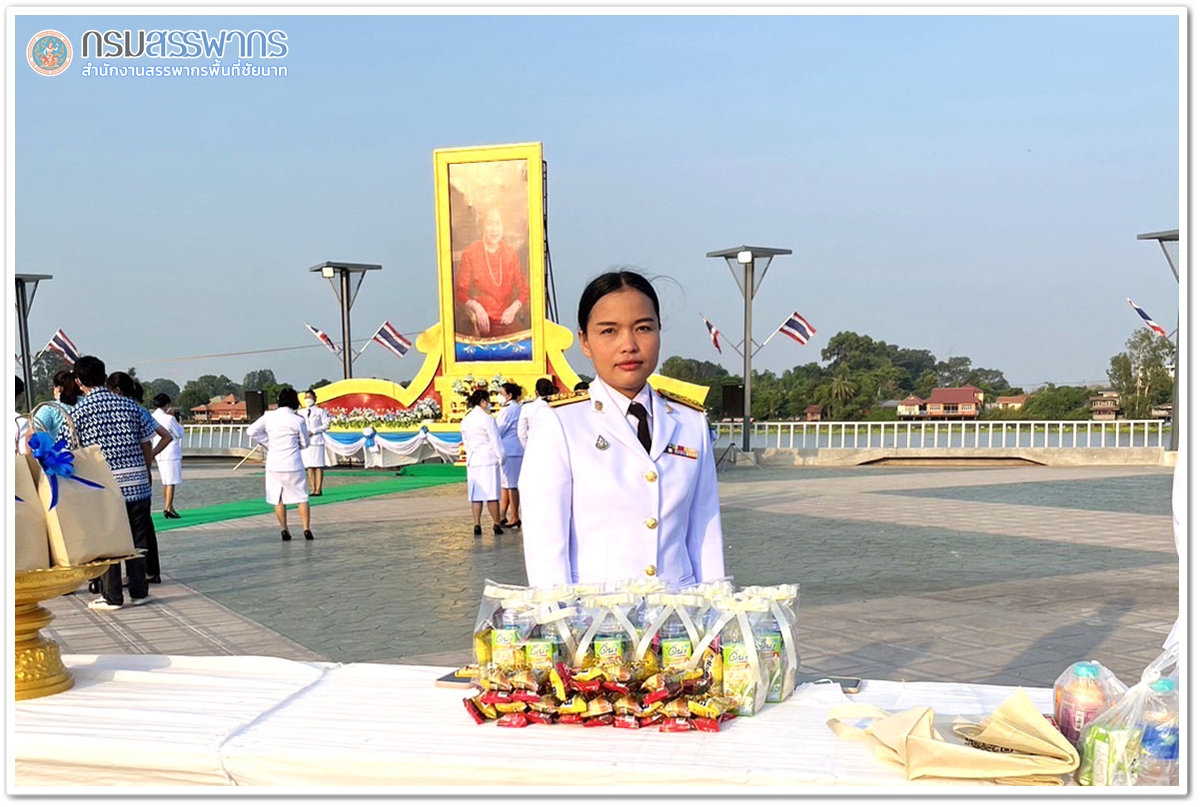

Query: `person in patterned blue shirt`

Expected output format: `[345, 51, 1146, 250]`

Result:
[68, 356, 168, 611]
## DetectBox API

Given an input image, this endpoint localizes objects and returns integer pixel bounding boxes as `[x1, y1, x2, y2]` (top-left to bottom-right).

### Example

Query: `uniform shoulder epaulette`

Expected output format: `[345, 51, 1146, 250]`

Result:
[548, 390, 590, 408]
[657, 388, 706, 412]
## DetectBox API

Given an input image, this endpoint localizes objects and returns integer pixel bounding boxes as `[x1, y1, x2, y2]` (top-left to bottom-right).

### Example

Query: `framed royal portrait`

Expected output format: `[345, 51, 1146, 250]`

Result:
[434, 142, 545, 376]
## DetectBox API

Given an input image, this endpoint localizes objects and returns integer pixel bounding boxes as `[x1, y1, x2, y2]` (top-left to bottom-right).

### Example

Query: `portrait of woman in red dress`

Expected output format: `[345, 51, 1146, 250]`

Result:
[453, 205, 531, 339]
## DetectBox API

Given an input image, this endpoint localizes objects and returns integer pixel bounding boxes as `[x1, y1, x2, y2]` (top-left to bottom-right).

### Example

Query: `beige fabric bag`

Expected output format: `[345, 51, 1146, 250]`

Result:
[14, 453, 50, 571]
[28, 404, 135, 566]
[827, 688, 1080, 786]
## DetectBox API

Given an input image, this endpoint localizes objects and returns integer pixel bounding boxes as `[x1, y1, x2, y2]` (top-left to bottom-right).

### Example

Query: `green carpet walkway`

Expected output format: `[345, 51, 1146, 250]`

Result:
[152, 464, 466, 532]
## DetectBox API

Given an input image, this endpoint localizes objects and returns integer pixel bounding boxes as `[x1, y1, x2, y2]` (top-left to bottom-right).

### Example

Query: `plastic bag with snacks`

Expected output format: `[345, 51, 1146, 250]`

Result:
[634, 592, 706, 672]
[473, 581, 533, 675]
[1052, 659, 1127, 747]
[1077, 646, 1179, 786]
[523, 585, 578, 672]
[689, 592, 773, 716]
[571, 592, 641, 670]
[740, 584, 800, 703]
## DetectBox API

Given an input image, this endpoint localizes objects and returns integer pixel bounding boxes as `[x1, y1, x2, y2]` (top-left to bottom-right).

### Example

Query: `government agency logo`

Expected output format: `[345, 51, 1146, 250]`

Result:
[27, 30, 72, 76]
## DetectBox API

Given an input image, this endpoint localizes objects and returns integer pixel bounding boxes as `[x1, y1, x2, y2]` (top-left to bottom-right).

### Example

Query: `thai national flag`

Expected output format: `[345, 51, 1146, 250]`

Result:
[304, 323, 342, 357]
[46, 329, 79, 365]
[372, 321, 412, 359]
[701, 315, 722, 355]
[1127, 298, 1168, 338]
[778, 311, 816, 346]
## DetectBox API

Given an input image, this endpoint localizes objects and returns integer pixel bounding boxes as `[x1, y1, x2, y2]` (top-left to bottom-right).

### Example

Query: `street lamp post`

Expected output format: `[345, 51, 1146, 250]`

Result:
[308, 262, 382, 380]
[14, 274, 53, 413]
[705, 246, 792, 454]
[1136, 230, 1180, 451]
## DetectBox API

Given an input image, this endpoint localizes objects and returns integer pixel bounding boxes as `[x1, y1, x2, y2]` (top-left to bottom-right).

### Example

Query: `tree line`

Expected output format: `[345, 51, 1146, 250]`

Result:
[662, 328, 1174, 422]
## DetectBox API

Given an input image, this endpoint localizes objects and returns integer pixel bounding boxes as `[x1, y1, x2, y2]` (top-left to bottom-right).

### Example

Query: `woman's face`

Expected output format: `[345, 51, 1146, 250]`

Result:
[482, 209, 504, 250]
[579, 288, 660, 399]
[305, 395, 316, 407]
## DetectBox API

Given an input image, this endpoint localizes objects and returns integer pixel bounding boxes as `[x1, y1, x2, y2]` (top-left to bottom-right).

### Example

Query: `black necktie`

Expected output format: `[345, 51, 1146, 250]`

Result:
[627, 401, 652, 453]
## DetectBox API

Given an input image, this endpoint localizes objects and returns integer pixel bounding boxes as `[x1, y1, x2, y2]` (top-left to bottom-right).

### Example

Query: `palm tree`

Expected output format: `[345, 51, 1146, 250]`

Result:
[830, 372, 858, 405]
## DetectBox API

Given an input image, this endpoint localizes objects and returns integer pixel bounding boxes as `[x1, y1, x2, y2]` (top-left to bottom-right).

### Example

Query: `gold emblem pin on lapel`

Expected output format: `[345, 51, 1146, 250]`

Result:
[665, 404, 675, 414]
[593, 400, 604, 412]
[595, 435, 610, 451]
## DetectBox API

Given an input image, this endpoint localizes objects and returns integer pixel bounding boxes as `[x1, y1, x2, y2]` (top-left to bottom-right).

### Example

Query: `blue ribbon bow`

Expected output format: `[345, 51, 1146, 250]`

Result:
[28, 432, 105, 509]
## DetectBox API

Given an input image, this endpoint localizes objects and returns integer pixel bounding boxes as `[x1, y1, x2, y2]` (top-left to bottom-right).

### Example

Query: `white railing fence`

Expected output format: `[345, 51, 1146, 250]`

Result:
[711, 420, 1168, 451]
[180, 424, 257, 452]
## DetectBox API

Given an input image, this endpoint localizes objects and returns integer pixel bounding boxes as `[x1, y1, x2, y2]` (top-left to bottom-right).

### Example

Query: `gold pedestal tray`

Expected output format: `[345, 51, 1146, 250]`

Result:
[14, 558, 131, 700]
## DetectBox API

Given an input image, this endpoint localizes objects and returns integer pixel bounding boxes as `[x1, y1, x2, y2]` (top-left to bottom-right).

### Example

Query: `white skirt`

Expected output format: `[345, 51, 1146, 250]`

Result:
[156, 459, 182, 486]
[466, 464, 501, 502]
[500, 455, 523, 489]
[301, 444, 327, 469]
[266, 470, 309, 505]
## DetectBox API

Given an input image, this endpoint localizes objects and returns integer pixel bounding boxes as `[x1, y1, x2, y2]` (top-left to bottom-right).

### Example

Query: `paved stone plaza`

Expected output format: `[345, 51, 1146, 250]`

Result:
[45, 462, 1178, 688]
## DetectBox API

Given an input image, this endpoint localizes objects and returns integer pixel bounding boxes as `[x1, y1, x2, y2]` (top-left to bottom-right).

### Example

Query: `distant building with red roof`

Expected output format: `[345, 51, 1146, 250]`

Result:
[925, 386, 983, 419]
[190, 394, 247, 422]
[805, 404, 824, 422]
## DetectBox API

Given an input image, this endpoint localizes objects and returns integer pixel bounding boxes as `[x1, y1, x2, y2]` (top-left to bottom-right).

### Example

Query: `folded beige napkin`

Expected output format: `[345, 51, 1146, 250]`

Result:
[827, 688, 1079, 786]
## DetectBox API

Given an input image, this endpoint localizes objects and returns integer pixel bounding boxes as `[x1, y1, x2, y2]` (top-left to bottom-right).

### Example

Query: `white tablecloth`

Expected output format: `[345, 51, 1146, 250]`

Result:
[13, 654, 1055, 790]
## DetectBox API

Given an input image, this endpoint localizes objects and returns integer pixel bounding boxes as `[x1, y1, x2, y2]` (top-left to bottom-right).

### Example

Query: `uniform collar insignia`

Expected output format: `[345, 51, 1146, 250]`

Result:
[595, 435, 610, 451]
[593, 400, 603, 412]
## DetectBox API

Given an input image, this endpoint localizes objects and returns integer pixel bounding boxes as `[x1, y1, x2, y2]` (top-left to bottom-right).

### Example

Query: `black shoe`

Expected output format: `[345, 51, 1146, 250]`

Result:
[146, 575, 162, 585]
[303, 530, 314, 541]
[473, 525, 482, 537]
[492, 523, 504, 535]
[508, 520, 522, 529]
[310, 491, 322, 497]
[163, 510, 181, 519]
[281, 530, 292, 541]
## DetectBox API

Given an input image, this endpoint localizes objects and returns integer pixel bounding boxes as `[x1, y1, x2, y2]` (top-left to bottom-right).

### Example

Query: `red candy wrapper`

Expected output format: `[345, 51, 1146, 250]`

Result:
[613, 714, 641, 730]
[602, 681, 631, 696]
[480, 690, 513, 705]
[692, 717, 721, 733]
[583, 715, 614, 727]
[497, 712, 529, 728]
[526, 712, 556, 725]
[659, 717, 693, 733]
[558, 713, 585, 725]
[463, 698, 487, 725]
[510, 691, 542, 704]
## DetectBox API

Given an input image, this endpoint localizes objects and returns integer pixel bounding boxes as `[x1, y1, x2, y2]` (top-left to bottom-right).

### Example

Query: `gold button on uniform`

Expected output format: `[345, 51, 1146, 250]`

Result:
[645, 564, 657, 576]
[645, 518, 658, 529]
[645, 471, 658, 482]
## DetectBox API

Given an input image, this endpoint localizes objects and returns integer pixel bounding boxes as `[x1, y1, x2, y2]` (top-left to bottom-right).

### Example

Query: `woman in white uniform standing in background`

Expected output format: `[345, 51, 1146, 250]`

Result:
[495, 381, 524, 529]
[247, 388, 314, 542]
[460, 387, 507, 537]
[301, 388, 331, 497]
[150, 393, 185, 518]
[519, 270, 725, 588]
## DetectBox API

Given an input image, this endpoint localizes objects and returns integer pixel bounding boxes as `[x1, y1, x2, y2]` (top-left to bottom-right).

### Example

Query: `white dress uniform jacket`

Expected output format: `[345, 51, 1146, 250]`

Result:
[519, 377, 725, 588]
[496, 400, 524, 458]
[460, 406, 506, 468]
[247, 407, 310, 472]
[151, 408, 184, 462]
[517, 397, 550, 449]
[301, 404, 331, 467]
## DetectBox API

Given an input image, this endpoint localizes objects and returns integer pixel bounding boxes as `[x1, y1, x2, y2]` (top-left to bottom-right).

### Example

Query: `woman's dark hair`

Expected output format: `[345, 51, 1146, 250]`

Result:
[132, 380, 145, 404]
[151, 392, 172, 409]
[467, 389, 491, 409]
[502, 382, 522, 400]
[304, 389, 317, 399]
[53, 370, 78, 406]
[535, 378, 557, 398]
[106, 371, 138, 399]
[577, 270, 661, 333]
[277, 388, 301, 410]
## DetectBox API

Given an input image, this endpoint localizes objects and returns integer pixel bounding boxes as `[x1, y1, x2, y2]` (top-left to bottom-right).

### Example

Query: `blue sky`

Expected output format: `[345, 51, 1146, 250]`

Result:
[12, 11, 1181, 393]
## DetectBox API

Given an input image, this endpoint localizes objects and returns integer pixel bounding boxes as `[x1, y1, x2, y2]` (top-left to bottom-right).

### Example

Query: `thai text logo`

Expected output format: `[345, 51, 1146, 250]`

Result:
[81, 29, 288, 59]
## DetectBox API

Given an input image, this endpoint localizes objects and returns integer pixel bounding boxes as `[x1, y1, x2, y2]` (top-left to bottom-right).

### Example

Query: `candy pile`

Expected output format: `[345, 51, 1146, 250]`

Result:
[463, 661, 737, 731]
[460, 578, 800, 732]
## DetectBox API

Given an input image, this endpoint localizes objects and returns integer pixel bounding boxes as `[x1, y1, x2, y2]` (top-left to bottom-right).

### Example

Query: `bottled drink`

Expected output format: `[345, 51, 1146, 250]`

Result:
[720, 620, 759, 716]
[1055, 662, 1107, 746]
[757, 623, 785, 702]
[491, 607, 532, 670]
[1137, 678, 1179, 786]
[523, 621, 564, 671]
[659, 613, 693, 670]
[593, 612, 627, 666]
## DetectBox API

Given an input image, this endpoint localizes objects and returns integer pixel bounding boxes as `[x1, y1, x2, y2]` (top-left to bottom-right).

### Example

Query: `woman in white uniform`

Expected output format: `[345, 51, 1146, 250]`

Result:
[495, 382, 524, 529]
[460, 388, 507, 537]
[519, 270, 726, 588]
[150, 393, 185, 518]
[246, 388, 314, 541]
[300, 389, 331, 496]
[517, 377, 557, 449]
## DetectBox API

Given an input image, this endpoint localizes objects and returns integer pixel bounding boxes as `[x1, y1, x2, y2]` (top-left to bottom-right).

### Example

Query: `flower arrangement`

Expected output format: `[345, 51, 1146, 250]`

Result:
[451, 373, 508, 397]
[327, 397, 443, 430]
